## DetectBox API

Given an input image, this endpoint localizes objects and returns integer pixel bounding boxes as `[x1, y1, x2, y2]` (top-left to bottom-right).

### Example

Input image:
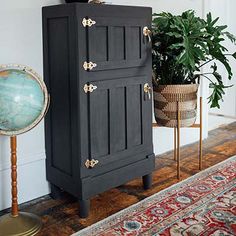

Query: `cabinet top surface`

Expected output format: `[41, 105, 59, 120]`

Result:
[42, 3, 152, 11]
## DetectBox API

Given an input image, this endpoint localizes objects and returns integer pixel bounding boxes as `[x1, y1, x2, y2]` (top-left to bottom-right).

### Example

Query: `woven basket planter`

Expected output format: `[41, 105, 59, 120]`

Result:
[153, 84, 199, 128]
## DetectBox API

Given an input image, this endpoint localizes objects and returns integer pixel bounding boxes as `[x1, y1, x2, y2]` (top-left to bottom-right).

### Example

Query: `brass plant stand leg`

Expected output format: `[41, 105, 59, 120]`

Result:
[177, 101, 181, 180]
[173, 97, 203, 180]
[174, 128, 177, 161]
[199, 97, 203, 170]
[0, 136, 42, 236]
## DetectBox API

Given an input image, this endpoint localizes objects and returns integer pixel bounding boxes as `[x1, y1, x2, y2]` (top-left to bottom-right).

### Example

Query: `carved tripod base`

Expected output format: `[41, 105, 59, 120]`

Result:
[0, 136, 42, 236]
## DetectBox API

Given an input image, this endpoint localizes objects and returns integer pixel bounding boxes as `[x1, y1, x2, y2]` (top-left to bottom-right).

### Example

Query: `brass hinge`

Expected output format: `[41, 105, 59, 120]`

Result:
[84, 84, 97, 93]
[82, 18, 96, 27]
[83, 61, 97, 71]
[85, 159, 99, 168]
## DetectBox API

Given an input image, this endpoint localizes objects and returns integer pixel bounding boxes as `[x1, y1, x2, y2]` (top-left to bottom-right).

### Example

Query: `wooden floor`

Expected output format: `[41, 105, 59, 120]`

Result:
[1, 122, 236, 236]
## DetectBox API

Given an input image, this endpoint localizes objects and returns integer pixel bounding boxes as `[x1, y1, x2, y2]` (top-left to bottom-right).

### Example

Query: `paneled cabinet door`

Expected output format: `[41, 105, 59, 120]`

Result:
[83, 16, 151, 71]
[82, 76, 153, 173]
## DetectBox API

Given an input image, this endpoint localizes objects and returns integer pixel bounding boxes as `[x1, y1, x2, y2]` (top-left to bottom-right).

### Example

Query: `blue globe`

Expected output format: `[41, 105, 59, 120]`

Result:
[0, 66, 48, 135]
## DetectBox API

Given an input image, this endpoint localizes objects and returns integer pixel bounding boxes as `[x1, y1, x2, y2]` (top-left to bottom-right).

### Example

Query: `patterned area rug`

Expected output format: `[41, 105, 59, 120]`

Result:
[74, 156, 236, 236]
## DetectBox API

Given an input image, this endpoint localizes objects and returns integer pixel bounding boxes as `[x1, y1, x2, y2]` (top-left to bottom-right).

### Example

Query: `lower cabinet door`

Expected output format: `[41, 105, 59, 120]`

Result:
[81, 76, 153, 176]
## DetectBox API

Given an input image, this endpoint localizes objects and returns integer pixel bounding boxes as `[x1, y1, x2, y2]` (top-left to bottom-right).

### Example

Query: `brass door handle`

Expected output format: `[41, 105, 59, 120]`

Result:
[143, 26, 152, 42]
[144, 83, 152, 100]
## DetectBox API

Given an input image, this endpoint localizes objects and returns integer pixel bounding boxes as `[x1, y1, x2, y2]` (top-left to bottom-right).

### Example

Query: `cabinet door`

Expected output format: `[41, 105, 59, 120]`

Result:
[84, 16, 151, 71]
[81, 76, 153, 176]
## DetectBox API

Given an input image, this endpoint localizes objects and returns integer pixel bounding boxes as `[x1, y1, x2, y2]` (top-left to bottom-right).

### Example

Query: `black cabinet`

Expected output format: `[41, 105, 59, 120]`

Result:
[43, 3, 154, 218]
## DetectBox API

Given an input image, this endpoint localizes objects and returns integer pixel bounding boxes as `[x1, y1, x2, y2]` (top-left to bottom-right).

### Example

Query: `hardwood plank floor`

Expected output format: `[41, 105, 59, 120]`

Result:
[1, 122, 236, 236]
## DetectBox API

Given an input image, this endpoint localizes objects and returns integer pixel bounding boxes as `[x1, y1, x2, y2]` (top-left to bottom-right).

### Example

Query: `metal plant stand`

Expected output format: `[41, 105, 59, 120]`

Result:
[153, 97, 203, 179]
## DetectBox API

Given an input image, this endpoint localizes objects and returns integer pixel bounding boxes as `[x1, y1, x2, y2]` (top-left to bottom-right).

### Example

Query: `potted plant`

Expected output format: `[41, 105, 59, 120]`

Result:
[152, 10, 236, 127]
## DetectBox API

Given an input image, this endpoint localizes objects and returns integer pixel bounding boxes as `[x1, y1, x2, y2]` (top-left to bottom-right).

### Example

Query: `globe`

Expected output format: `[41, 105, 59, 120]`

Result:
[0, 64, 49, 136]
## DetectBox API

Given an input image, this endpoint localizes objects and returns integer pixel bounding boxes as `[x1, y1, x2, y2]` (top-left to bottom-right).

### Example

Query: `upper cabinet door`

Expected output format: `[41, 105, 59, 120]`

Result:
[83, 15, 151, 71]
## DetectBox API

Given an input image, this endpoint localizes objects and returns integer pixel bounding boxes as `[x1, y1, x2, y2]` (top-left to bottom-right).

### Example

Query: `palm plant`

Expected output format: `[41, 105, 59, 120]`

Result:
[152, 10, 236, 108]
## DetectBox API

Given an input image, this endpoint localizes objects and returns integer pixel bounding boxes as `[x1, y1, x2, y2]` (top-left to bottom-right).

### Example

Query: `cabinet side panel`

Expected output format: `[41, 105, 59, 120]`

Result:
[47, 17, 72, 175]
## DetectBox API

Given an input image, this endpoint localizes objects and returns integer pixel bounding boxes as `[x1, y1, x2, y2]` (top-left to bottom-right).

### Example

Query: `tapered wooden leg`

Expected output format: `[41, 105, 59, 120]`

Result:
[199, 97, 203, 170]
[177, 102, 181, 180]
[79, 199, 90, 218]
[11, 136, 18, 217]
[174, 128, 177, 161]
[142, 173, 152, 190]
[50, 183, 62, 199]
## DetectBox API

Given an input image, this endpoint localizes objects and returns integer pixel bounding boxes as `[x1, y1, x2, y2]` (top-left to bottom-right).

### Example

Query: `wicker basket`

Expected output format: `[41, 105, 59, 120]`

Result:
[153, 84, 199, 127]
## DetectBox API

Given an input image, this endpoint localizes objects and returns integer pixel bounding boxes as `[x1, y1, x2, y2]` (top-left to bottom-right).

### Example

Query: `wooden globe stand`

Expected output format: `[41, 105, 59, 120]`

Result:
[0, 64, 50, 235]
[0, 136, 42, 236]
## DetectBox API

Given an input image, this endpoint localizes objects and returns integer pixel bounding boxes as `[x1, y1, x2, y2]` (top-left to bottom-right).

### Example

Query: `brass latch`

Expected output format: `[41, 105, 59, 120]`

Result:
[144, 83, 152, 100]
[82, 18, 96, 27]
[143, 26, 152, 42]
[85, 159, 99, 168]
[83, 61, 97, 71]
[84, 84, 97, 93]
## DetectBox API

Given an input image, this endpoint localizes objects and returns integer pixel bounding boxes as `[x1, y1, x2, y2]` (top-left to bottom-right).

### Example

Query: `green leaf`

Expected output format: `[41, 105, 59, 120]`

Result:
[232, 52, 236, 59]
[169, 43, 184, 50]
[208, 83, 222, 108]
[208, 82, 233, 108]
[152, 17, 169, 28]
[210, 17, 219, 26]
[223, 31, 236, 44]
[213, 71, 222, 84]
[217, 25, 227, 31]
[211, 62, 217, 72]
[210, 50, 233, 79]
[166, 32, 182, 38]
[206, 12, 212, 24]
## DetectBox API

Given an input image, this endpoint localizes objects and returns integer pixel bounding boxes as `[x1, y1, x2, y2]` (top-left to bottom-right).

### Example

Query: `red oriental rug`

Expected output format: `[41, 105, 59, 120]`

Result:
[74, 156, 236, 236]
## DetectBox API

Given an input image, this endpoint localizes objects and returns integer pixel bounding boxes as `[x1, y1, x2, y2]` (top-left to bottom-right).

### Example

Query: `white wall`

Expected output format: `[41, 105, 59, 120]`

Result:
[205, 0, 236, 117]
[0, 0, 63, 211]
[0, 0, 211, 210]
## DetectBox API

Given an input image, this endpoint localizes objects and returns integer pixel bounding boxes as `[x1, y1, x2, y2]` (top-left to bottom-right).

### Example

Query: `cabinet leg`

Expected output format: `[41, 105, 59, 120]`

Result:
[79, 199, 90, 218]
[50, 183, 62, 199]
[142, 173, 152, 190]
